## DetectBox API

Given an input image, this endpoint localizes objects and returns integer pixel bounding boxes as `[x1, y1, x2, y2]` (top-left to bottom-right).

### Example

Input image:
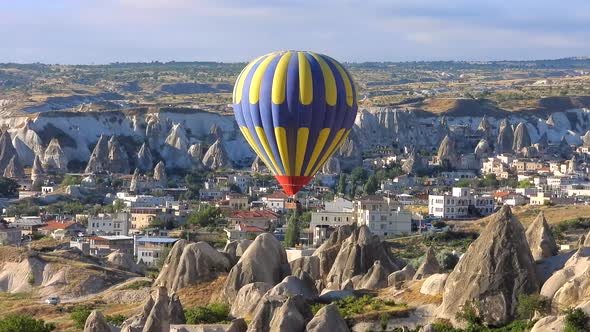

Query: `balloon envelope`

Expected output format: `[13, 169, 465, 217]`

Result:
[232, 51, 358, 195]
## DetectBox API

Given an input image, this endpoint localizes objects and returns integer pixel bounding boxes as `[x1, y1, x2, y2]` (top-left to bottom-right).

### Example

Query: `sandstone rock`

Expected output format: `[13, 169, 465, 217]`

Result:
[356, 260, 390, 290]
[583, 131, 590, 147]
[224, 239, 253, 265]
[145, 116, 162, 150]
[313, 225, 353, 280]
[247, 295, 312, 332]
[153, 161, 167, 187]
[537, 133, 549, 150]
[318, 289, 355, 302]
[251, 155, 268, 173]
[388, 264, 416, 289]
[129, 168, 140, 193]
[155, 241, 230, 292]
[227, 318, 248, 332]
[521, 145, 539, 158]
[11, 119, 44, 166]
[436, 135, 457, 167]
[512, 122, 532, 152]
[85, 135, 110, 174]
[162, 123, 191, 169]
[477, 115, 491, 135]
[31, 155, 44, 186]
[42, 138, 68, 173]
[230, 282, 273, 319]
[559, 137, 572, 159]
[336, 133, 362, 171]
[402, 151, 426, 175]
[84, 310, 111, 332]
[187, 143, 204, 170]
[267, 275, 318, 301]
[306, 303, 350, 332]
[326, 225, 399, 286]
[496, 119, 514, 154]
[108, 136, 131, 174]
[414, 247, 441, 280]
[202, 139, 232, 170]
[121, 286, 185, 332]
[106, 250, 144, 274]
[439, 206, 539, 326]
[209, 124, 223, 142]
[321, 156, 341, 174]
[0, 130, 17, 171]
[289, 256, 321, 281]
[222, 233, 290, 302]
[420, 273, 448, 296]
[474, 139, 491, 159]
[3, 155, 24, 178]
[541, 248, 590, 310]
[526, 211, 558, 261]
[136, 142, 153, 172]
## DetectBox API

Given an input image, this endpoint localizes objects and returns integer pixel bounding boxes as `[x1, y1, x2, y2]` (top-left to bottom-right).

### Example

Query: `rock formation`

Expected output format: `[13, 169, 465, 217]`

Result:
[251, 155, 268, 173]
[209, 124, 224, 142]
[336, 134, 362, 171]
[525, 211, 558, 261]
[230, 282, 273, 319]
[321, 156, 341, 174]
[145, 116, 162, 150]
[162, 123, 190, 169]
[11, 119, 44, 166]
[289, 256, 321, 282]
[420, 273, 448, 296]
[155, 240, 230, 292]
[356, 260, 390, 290]
[436, 135, 457, 167]
[474, 139, 491, 159]
[266, 275, 317, 301]
[306, 304, 350, 332]
[402, 151, 426, 175]
[121, 286, 185, 332]
[202, 139, 232, 170]
[153, 161, 167, 187]
[496, 119, 514, 154]
[414, 247, 441, 280]
[540, 248, 590, 310]
[31, 155, 44, 187]
[512, 122, 532, 152]
[222, 233, 290, 303]
[3, 155, 24, 178]
[136, 142, 153, 172]
[129, 168, 140, 193]
[187, 143, 204, 170]
[107, 136, 130, 174]
[583, 131, 590, 146]
[312, 225, 353, 280]
[537, 133, 549, 150]
[83, 310, 111, 332]
[477, 115, 491, 136]
[85, 135, 110, 174]
[0, 130, 17, 171]
[439, 206, 539, 326]
[559, 136, 572, 159]
[247, 295, 312, 332]
[388, 264, 416, 289]
[106, 250, 144, 274]
[42, 138, 68, 173]
[326, 225, 400, 287]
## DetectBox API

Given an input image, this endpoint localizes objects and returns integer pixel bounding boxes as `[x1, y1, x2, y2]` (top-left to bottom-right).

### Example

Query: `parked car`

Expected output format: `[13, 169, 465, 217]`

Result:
[45, 296, 60, 305]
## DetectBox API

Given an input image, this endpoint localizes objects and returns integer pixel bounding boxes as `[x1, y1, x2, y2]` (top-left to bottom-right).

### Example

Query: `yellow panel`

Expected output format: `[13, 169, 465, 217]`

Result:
[274, 127, 291, 176]
[249, 53, 279, 104]
[234, 54, 265, 104]
[295, 128, 309, 176]
[309, 53, 337, 106]
[240, 127, 276, 175]
[271, 51, 293, 105]
[304, 128, 331, 176]
[311, 128, 346, 175]
[255, 126, 283, 176]
[327, 57, 354, 107]
[298, 52, 313, 105]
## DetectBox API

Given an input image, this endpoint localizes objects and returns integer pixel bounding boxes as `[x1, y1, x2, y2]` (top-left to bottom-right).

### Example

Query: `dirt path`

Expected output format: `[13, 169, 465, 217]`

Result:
[44, 276, 152, 304]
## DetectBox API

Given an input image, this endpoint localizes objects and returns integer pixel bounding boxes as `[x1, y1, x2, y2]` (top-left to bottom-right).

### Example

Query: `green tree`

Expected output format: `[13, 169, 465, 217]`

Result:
[518, 180, 533, 188]
[337, 174, 347, 195]
[0, 315, 55, 332]
[364, 175, 379, 195]
[187, 205, 222, 227]
[60, 174, 81, 187]
[517, 294, 549, 320]
[0, 177, 19, 198]
[350, 167, 369, 184]
[565, 308, 590, 332]
[455, 179, 471, 188]
[113, 199, 126, 212]
[70, 306, 92, 329]
[284, 212, 300, 247]
[184, 303, 230, 324]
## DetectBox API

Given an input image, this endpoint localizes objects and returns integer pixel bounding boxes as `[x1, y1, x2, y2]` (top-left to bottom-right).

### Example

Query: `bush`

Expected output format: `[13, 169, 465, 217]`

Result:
[120, 280, 152, 290]
[455, 300, 482, 327]
[436, 251, 460, 271]
[516, 293, 549, 320]
[564, 308, 590, 332]
[105, 314, 127, 326]
[185, 303, 230, 324]
[70, 306, 92, 329]
[27, 273, 36, 286]
[0, 314, 55, 332]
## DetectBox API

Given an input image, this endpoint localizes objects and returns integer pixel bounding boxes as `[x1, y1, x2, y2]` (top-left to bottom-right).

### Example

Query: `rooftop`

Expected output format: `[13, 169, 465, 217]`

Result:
[136, 237, 179, 244]
[230, 210, 279, 219]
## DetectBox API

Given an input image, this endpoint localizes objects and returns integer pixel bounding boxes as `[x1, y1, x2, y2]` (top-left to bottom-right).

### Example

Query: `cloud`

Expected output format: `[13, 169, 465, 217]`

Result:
[0, 0, 589, 63]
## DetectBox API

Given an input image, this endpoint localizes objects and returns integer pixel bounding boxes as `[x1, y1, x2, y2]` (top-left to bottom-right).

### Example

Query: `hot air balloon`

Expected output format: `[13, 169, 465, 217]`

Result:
[233, 51, 358, 196]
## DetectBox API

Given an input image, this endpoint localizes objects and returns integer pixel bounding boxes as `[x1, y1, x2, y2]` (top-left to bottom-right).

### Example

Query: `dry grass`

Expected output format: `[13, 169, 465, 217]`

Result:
[380, 280, 442, 307]
[176, 275, 227, 307]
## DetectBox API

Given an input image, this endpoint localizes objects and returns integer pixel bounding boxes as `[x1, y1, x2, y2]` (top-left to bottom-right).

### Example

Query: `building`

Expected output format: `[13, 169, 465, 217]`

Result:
[228, 174, 252, 193]
[310, 211, 354, 245]
[216, 193, 249, 210]
[354, 195, 412, 238]
[530, 191, 552, 205]
[227, 210, 279, 230]
[87, 212, 130, 236]
[39, 221, 86, 239]
[224, 223, 265, 242]
[261, 191, 295, 213]
[8, 216, 45, 235]
[135, 237, 179, 266]
[87, 235, 134, 256]
[0, 223, 21, 245]
[428, 187, 495, 219]
[115, 193, 175, 207]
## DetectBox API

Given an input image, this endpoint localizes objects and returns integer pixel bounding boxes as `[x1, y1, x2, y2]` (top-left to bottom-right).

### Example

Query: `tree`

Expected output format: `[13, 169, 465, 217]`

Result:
[0, 315, 55, 332]
[350, 167, 369, 184]
[455, 179, 471, 188]
[60, 174, 81, 187]
[70, 306, 92, 329]
[0, 177, 19, 198]
[518, 179, 533, 188]
[516, 294, 549, 320]
[565, 308, 590, 332]
[187, 205, 222, 227]
[337, 174, 347, 195]
[113, 199, 126, 212]
[364, 175, 379, 195]
[284, 212, 300, 247]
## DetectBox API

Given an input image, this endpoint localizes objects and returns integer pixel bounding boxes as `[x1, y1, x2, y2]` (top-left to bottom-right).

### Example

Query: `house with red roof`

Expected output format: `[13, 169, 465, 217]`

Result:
[40, 220, 86, 239]
[227, 210, 279, 230]
[224, 223, 266, 242]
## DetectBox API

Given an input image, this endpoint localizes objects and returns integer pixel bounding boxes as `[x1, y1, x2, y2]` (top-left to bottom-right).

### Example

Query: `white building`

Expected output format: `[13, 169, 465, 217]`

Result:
[228, 174, 252, 193]
[115, 193, 175, 207]
[135, 236, 179, 266]
[428, 187, 495, 219]
[87, 212, 130, 236]
[354, 195, 412, 238]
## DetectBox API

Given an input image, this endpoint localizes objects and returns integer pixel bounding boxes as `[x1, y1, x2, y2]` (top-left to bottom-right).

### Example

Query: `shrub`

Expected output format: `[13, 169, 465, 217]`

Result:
[436, 251, 460, 271]
[185, 303, 230, 324]
[120, 280, 152, 290]
[516, 293, 550, 320]
[27, 273, 36, 286]
[105, 314, 127, 326]
[564, 308, 590, 332]
[455, 300, 482, 327]
[0, 314, 55, 332]
[70, 306, 92, 329]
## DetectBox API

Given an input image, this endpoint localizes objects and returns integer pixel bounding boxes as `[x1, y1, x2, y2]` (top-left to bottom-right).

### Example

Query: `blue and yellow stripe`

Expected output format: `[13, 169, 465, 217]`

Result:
[233, 50, 358, 179]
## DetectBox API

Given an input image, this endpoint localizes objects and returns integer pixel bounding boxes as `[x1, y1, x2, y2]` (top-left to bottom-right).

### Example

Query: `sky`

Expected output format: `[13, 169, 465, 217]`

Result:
[1, 0, 589, 64]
